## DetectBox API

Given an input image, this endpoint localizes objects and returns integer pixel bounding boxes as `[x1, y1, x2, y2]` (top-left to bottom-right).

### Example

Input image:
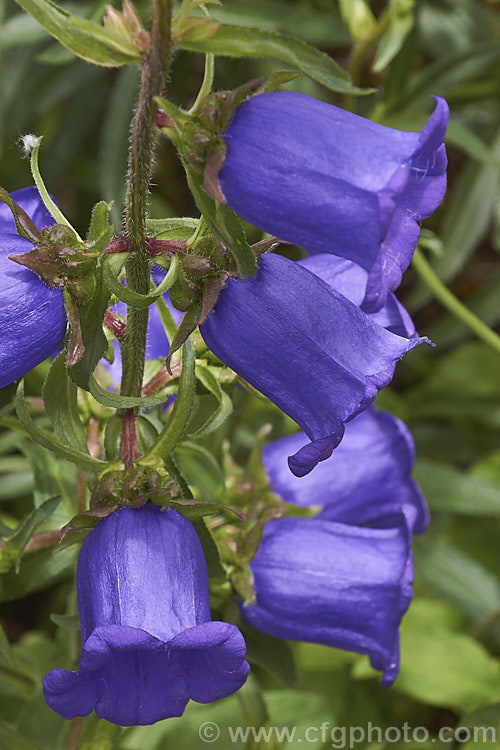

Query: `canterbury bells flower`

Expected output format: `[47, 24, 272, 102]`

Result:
[0, 187, 66, 388]
[218, 91, 449, 311]
[200, 252, 427, 477]
[262, 406, 429, 534]
[44, 505, 249, 726]
[241, 516, 413, 686]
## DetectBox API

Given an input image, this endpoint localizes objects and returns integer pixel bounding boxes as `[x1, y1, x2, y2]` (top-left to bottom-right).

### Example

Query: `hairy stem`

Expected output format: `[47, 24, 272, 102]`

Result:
[120, 0, 174, 399]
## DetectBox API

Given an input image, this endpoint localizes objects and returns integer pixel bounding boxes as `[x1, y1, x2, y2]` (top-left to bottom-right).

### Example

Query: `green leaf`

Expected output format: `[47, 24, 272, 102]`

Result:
[414, 459, 500, 517]
[15, 381, 105, 476]
[176, 23, 369, 95]
[189, 363, 232, 438]
[43, 354, 88, 452]
[372, 0, 416, 73]
[241, 621, 296, 685]
[147, 339, 196, 459]
[0, 496, 61, 573]
[0, 723, 44, 750]
[102, 252, 178, 308]
[14, 0, 142, 66]
[393, 599, 500, 713]
[0, 545, 78, 603]
[414, 536, 500, 641]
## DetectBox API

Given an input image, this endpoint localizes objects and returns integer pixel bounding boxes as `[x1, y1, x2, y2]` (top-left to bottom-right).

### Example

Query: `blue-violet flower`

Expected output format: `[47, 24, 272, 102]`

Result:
[241, 516, 412, 686]
[200, 252, 426, 477]
[218, 91, 449, 311]
[44, 505, 250, 726]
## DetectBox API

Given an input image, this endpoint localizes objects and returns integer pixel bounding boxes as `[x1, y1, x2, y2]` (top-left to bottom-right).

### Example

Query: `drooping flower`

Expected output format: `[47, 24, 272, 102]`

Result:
[0, 187, 66, 389]
[200, 252, 427, 477]
[218, 91, 449, 311]
[44, 505, 249, 726]
[263, 406, 429, 534]
[241, 516, 413, 686]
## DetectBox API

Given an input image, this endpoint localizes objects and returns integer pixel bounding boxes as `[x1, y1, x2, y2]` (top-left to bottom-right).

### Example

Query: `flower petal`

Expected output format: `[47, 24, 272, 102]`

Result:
[76, 506, 211, 643]
[298, 255, 417, 339]
[170, 621, 250, 703]
[0, 188, 66, 388]
[263, 407, 429, 533]
[201, 253, 426, 476]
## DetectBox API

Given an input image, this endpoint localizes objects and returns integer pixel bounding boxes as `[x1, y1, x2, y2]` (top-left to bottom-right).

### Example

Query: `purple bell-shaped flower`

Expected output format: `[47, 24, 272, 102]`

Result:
[218, 91, 449, 311]
[241, 516, 413, 686]
[44, 505, 249, 726]
[201, 252, 427, 477]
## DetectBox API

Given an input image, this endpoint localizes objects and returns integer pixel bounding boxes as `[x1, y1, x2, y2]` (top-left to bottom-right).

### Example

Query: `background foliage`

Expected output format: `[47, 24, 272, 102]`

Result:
[1, 0, 500, 747]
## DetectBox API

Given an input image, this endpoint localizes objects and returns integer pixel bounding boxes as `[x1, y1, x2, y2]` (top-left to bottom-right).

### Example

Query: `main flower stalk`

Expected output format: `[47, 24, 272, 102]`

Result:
[120, 0, 174, 400]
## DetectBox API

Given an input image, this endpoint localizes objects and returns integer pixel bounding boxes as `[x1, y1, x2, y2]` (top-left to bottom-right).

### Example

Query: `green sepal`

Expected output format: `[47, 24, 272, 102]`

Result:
[189, 363, 232, 439]
[68, 263, 111, 390]
[159, 496, 244, 521]
[192, 517, 227, 584]
[88, 376, 167, 409]
[103, 252, 178, 308]
[14, 0, 142, 66]
[146, 339, 196, 460]
[166, 302, 202, 370]
[0, 187, 42, 243]
[86, 200, 114, 255]
[183, 158, 257, 278]
[146, 216, 199, 239]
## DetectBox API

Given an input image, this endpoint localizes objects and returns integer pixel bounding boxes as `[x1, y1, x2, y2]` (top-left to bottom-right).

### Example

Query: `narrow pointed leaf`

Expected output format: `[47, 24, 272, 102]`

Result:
[15, 381, 105, 475]
[14, 0, 142, 66]
[176, 23, 370, 95]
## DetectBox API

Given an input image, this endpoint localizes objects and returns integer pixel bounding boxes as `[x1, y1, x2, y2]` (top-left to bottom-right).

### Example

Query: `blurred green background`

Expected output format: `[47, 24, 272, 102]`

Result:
[1, 0, 500, 748]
